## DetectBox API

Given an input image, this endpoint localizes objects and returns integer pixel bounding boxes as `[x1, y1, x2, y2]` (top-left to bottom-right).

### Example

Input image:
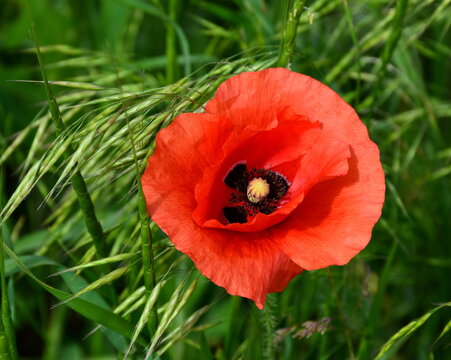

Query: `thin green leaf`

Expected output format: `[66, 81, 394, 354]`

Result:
[147, 279, 198, 356]
[58, 266, 129, 306]
[2, 244, 146, 346]
[375, 302, 451, 360]
[5, 255, 58, 276]
[124, 281, 163, 359]
[50, 253, 137, 277]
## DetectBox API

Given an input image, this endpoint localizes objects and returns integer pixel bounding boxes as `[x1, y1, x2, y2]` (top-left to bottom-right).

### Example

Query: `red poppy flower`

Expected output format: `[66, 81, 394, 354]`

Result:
[142, 68, 385, 309]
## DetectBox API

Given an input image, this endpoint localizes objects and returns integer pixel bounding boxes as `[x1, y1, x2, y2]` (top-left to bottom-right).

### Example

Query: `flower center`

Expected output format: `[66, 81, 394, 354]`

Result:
[222, 163, 290, 224]
[247, 178, 270, 203]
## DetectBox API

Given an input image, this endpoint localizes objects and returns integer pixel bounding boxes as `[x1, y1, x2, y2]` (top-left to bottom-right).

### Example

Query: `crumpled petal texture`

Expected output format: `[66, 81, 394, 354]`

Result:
[142, 68, 385, 309]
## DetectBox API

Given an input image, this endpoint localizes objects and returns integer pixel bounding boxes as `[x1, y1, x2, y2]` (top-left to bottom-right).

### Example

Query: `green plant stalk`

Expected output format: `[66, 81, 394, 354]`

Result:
[30, 24, 107, 258]
[260, 294, 278, 360]
[357, 232, 398, 358]
[224, 296, 241, 359]
[43, 305, 67, 360]
[0, 243, 17, 360]
[328, 269, 356, 360]
[126, 120, 158, 337]
[0, 264, 13, 360]
[278, 0, 306, 68]
[166, 0, 178, 83]
[369, 0, 408, 109]
[380, 0, 409, 75]
[0, 318, 11, 360]
[138, 184, 158, 336]
[341, 0, 362, 106]
[0, 167, 17, 360]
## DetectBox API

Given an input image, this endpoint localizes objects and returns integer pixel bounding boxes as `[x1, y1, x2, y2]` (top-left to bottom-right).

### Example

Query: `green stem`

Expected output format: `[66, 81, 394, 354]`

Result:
[138, 184, 158, 336]
[380, 0, 409, 76]
[341, 0, 362, 106]
[260, 294, 278, 360]
[357, 231, 398, 358]
[278, 0, 306, 68]
[368, 0, 408, 111]
[0, 243, 16, 360]
[126, 121, 158, 338]
[0, 319, 11, 360]
[327, 269, 356, 360]
[0, 163, 17, 360]
[224, 296, 242, 359]
[30, 23, 107, 259]
[43, 306, 67, 360]
[166, 0, 179, 83]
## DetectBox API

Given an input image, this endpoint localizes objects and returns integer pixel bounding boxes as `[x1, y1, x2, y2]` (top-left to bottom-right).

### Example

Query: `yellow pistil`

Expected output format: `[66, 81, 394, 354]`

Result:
[247, 178, 270, 203]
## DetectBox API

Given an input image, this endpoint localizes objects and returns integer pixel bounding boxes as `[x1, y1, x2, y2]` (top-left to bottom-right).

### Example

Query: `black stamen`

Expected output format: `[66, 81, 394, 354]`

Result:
[224, 163, 248, 193]
[223, 166, 290, 223]
[223, 206, 248, 224]
[265, 171, 289, 202]
[259, 201, 278, 215]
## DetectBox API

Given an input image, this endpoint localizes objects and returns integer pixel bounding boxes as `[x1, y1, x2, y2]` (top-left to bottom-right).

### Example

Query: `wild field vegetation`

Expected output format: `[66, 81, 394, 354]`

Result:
[0, 0, 450, 359]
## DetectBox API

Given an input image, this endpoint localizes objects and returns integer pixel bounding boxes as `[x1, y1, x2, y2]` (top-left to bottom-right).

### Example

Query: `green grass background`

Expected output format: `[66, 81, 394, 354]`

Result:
[1, 0, 451, 359]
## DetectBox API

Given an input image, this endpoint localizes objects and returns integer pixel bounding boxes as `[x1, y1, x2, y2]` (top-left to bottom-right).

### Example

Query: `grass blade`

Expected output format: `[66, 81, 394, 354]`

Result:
[375, 302, 451, 360]
[29, 21, 108, 258]
[2, 244, 146, 346]
[124, 281, 163, 358]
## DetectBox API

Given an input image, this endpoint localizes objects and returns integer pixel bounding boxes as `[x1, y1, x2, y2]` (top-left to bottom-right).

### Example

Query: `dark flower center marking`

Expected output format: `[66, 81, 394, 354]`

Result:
[223, 163, 289, 224]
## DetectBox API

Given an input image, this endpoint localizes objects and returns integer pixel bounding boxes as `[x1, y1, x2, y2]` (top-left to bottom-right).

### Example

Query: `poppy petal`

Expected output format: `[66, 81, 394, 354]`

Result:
[192, 119, 322, 231]
[144, 179, 303, 308]
[142, 107, 304, 308]
[186, 229, 303, 309]
[194, 131, 351, 233]
[207, 68, 375, 146]
[206, 68, 384, 269]
[143, 68, 385, 308]
[273, 143, 384, 270]
[146, 112, 234, 185]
